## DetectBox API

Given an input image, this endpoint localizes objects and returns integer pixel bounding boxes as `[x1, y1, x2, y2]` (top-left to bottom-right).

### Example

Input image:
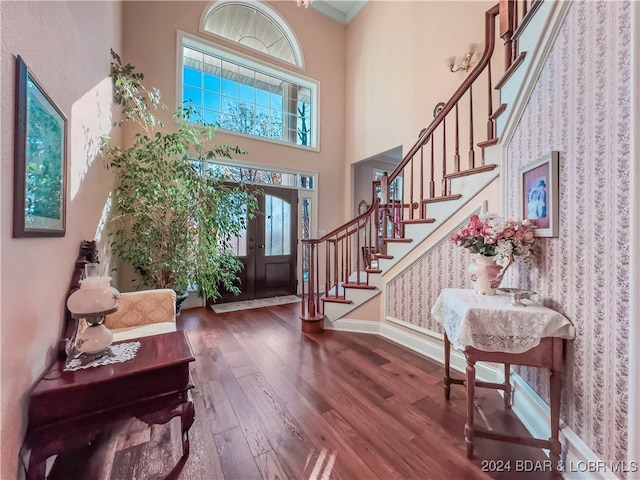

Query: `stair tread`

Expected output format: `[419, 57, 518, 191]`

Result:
[402, 218, 436, 224]
[445, 164, 498, 179]
[342, 283, 377, 290]
[383, 238, 413, 243]
[421, 194, 462, 204]
[320, 295, 353, 304]
[489, 103, 507, 120]
[495, 51, 527, 90]
[365, 268, 382, 274]
[477, 138, 499, 148]
[375, 254, 394, 259]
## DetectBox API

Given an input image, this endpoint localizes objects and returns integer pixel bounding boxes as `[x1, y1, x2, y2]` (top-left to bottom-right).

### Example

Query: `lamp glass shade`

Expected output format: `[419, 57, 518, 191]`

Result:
[66, 263, 120, 354]
[67, 263, 120, 318]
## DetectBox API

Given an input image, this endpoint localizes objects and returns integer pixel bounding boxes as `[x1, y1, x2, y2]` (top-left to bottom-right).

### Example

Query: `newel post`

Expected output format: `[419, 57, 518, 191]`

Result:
[380, 172, 389, 205]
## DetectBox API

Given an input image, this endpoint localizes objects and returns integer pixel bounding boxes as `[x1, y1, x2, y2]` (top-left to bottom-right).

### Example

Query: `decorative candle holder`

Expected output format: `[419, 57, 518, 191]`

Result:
[497, 288, 536, 307]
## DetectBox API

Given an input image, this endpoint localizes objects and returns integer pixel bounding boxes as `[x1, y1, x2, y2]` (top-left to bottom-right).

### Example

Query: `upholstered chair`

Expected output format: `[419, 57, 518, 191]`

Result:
[104, 289, 177, 342]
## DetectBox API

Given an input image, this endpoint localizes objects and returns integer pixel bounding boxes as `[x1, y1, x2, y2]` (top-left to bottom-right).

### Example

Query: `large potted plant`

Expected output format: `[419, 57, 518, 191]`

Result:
[102, 50, 257, 303]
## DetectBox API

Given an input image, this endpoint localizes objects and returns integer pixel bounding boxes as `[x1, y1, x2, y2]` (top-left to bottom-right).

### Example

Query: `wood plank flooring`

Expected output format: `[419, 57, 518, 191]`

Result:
[49, 304, 559, 480]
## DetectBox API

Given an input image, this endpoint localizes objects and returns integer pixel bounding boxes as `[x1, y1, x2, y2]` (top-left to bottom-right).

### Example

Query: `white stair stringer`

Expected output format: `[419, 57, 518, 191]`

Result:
[323, 285, 381, 324]
[495, 0, 571, 140]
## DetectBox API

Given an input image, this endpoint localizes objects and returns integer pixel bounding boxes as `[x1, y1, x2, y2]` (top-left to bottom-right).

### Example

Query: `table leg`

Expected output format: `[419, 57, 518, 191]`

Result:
[549, 368, 562, 468]
[180, 399, 195, 458]
[465, 355, 476, 458]
[504, 363, 512, 409]
[164, 399, 196, 480]
[444, 335, 452, 400]
[26, 451, 46, 480]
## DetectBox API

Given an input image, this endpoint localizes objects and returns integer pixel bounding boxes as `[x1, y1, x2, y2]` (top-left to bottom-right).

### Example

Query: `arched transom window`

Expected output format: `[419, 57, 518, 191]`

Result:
[201, 1, 302, 67]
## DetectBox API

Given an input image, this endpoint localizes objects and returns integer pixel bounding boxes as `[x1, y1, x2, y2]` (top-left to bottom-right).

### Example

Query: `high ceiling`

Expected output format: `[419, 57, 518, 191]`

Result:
[309, 0, 368, 24]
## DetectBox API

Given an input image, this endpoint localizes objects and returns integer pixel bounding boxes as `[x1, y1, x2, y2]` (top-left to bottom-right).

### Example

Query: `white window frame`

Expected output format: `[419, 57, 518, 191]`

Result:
[176, 30, 320, 151]
[199, 0, 305, 68]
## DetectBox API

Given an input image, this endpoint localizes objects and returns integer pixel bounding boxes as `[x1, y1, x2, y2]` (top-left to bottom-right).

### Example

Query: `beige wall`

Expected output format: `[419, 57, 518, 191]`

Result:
[345, 1, 494, 218]
[0, 2, 121, 477]
[121, 1, 347, 236]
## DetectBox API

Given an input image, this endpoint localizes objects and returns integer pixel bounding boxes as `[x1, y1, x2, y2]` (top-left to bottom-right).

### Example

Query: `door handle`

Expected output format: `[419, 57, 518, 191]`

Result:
[258, 244, 265, 249]
[248, 245, 254, 249]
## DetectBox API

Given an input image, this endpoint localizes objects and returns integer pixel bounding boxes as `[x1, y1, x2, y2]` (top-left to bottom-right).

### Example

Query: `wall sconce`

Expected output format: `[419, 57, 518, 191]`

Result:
[297, 0, 313, 7]
[446, 44, 478, 73]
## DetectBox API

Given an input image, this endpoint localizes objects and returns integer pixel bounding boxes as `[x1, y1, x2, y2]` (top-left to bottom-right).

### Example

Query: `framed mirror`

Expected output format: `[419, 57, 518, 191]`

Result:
[14, 55, 67, 237]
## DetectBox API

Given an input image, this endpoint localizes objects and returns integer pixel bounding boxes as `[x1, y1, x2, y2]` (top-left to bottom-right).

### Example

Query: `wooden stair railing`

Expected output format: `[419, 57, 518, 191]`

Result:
[300, 1, 541, 332]
[384, 3, 500, 215]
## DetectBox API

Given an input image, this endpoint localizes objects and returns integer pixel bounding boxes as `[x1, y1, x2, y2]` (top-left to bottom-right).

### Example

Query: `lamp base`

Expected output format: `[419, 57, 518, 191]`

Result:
[75, 323, 113, 354]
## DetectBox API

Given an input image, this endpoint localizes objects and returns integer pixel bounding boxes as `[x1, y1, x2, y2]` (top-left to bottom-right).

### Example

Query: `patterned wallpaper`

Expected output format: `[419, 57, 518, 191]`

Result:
[387, 221, 473, 334]
[387, 1, 631, 465]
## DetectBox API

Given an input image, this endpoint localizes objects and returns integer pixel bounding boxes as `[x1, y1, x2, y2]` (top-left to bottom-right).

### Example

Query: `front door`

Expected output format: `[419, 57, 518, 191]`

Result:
[217, 184, 298, 303]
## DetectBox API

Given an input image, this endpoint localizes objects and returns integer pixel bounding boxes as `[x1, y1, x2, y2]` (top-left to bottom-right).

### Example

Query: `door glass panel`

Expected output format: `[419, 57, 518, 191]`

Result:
[229, 228, 247, 257]
[302, 197, 311, 280]
[265, 194, 291, 256]
[227, 203, 248, 257]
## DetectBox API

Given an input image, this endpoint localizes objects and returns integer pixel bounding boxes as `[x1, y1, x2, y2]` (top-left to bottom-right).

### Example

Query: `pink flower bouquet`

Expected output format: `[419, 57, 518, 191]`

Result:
[450, 213, 537, 266]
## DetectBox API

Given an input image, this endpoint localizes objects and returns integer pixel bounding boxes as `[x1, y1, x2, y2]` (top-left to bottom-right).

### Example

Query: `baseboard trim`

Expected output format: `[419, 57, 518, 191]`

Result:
[330, 318, 610, 478]
[505, 371, 622, 480]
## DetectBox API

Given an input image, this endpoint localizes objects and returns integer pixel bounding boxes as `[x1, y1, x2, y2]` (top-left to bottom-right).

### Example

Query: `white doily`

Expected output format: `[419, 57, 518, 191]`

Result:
[64, 341, 141, 371]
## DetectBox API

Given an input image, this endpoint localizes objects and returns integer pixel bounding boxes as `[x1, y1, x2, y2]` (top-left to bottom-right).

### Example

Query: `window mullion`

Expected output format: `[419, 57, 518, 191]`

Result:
[283, 84, 298, 145]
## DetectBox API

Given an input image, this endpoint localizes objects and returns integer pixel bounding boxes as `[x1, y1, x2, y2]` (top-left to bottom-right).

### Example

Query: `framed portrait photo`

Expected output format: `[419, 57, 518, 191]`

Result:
[13, 55, 67, 237]
[519, 151, 559, 238]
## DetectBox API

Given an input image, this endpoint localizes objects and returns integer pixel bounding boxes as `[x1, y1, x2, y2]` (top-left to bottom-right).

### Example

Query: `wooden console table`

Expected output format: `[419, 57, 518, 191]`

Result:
[431, 288, 575, 466]
[24, 330, 195, 480]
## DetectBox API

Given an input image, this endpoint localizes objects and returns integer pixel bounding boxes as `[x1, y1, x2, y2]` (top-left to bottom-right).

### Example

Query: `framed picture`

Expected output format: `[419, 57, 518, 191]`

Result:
[13, 55, 67, 237]
[519, 151, 559, 238]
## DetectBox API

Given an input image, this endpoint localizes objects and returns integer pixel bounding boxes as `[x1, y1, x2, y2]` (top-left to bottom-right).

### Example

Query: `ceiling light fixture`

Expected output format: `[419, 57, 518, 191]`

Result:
[296, 0, 313, 8]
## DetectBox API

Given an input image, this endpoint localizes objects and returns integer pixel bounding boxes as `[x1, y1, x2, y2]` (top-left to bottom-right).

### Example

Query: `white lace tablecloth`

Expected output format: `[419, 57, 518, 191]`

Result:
[431, 288, 575, 353]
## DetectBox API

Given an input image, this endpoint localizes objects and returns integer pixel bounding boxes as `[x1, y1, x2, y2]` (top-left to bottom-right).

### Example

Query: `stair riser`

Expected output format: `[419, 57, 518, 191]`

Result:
[323, 288, 381, 322]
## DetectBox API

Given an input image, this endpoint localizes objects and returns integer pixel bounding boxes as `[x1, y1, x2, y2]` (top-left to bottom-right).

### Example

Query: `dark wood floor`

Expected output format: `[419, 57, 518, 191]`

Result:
[50, 303, 558, 480]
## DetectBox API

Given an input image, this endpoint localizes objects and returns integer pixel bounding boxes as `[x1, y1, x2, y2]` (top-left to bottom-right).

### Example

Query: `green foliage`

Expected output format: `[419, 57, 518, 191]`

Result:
[220, 101, 283, 141]
[103, 50, 258, 300]
[25, 84, 64, 220]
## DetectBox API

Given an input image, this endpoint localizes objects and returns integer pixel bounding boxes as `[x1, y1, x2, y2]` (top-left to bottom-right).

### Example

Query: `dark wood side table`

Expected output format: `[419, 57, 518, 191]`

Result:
[432, 288, 574, 469]
[24, 330, 195, 480]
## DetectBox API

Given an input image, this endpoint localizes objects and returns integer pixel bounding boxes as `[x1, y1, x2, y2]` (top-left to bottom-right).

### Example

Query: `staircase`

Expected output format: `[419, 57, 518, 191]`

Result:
[300, 0, 545, 333]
